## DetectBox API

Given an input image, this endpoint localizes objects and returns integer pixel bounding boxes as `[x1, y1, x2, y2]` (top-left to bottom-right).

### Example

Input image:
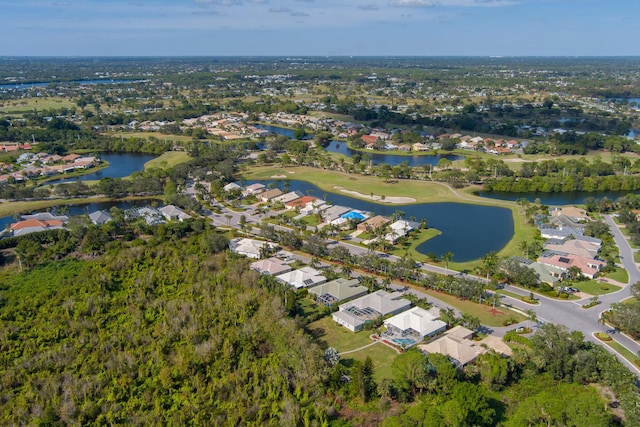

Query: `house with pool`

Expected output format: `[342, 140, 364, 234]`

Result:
[332, 290, 411, 332]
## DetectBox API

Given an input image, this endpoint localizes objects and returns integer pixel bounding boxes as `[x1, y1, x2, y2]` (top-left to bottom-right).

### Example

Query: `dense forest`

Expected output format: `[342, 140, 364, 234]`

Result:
[0, 212, 639, 425]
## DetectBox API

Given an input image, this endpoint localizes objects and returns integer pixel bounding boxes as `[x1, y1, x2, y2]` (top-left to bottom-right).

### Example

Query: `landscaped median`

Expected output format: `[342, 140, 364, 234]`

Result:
[593, 332, 640, 371]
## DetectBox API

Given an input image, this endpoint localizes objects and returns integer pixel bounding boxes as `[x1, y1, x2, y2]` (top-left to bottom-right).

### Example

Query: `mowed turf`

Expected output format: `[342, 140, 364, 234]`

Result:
[144, 151, 191, 170]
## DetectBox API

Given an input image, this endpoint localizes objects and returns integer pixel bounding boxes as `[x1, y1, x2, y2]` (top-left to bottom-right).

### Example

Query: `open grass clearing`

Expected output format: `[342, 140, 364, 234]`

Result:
[573, 280, 622, 296]
[144, 151, 191, 170]
[0, 97, 76, 115]
[307, 316, 375, 353]
[390, 228, 442, 260]
[341, 344, 398, 381]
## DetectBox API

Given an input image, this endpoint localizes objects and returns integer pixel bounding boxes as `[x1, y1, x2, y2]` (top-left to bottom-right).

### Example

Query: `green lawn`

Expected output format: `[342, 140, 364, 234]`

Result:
[603, 268, 629, 284]
[341, 344, 398, 381]
[306, 314, 402, 381]
[307, 316, 375, 353]
[600, 339, 640, 369]
[573, 280, 622, 296]
[144, 151, 191, 170]
[391, 228, 442, 260]
[0, 97, 76, 115]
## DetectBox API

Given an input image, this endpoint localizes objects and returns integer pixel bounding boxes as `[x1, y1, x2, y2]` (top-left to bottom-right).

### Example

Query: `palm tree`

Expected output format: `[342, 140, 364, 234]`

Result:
[442, 252, 454, 275]
[518, 241, 529, 258]
[525, 309, 538, 329]
[482, 251, 499, 280]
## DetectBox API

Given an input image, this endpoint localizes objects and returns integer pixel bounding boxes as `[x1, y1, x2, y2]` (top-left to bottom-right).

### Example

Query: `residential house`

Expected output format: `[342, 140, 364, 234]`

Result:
[385, 219, 419, 242]
[537, 253, 606, 279]
[276, 267, 327, 290]
[273, 191, 304, 204]
[223, 182, 243, 192]
[160, 205, 192, 222]
[332, 290, 411, 332]
[250, 257, 293, 276]
[550, 206, 589, 222]
[357, 215, 391, 233]
[381, 307, 447, 348]
[229, 238, 275, 259]
[243, 183, 266, 196]
[322, 205, 352, 223]
[10, 219, 66, 236]
[543, 239, 600, 259]
[259, 188, 283, 202]
[88, 210, 113, 225]
[286, 196, 318, 210]
[307, 278, 369, 307]
[419, 325, 511, 368]
[412, 142, 429, 152]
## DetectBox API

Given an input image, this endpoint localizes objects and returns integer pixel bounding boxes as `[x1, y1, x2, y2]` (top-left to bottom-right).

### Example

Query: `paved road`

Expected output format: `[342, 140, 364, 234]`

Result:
[202, 194, 640, 374]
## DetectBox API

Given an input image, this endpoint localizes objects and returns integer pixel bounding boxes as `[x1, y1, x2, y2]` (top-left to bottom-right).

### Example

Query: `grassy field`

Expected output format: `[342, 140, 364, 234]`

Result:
[306, 316, 398, 380]
[391, 228, 443, 260]
[241, 165, 536, 270]
[342, 343, 398, 381]
[144, 151, 191, 170]
[307, 316, 375, 353]
[0, 97, 76, 115]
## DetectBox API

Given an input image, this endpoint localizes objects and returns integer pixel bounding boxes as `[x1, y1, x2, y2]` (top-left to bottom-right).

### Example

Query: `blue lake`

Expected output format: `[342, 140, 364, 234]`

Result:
[0, 79, 142, 90]
[256, 124, 463, 167]
[50, 152, 158, 184]
[323, 140, 463, 167]
[0, 199, 161, 231]
[253, 179, 513, 262]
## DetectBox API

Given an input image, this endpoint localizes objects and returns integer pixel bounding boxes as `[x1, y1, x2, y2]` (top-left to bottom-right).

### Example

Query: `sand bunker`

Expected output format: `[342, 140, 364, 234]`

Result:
[334, 187, 416, 204]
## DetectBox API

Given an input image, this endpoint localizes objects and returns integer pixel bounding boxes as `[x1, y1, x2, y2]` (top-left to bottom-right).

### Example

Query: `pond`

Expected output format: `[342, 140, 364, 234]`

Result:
[476, 190, 640, 206]
[0, 199, 162, 231]
[256, 124, 463, 167]
[253, 179, 513, 262]
[50, 152, 158, 184]
[323, 141, 464, 167]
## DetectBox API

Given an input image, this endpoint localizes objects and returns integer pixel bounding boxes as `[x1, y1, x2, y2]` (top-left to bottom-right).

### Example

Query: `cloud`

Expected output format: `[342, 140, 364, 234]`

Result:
[389, 0, 518, 7]
[195, 0, 242, 5]
[52, 1, 71, 6]
[389, 0, 437, 6]
[291, 11, 309, 17]
[358, 4, 379, 11]
[268, 6, 291, 13]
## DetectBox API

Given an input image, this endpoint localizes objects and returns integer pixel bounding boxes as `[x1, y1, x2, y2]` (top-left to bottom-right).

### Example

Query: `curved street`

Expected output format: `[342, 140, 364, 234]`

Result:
[202, 189, 639, 375]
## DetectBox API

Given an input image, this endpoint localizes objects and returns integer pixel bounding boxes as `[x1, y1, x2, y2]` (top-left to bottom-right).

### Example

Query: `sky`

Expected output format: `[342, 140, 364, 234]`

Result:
[1, 0, 639, 56]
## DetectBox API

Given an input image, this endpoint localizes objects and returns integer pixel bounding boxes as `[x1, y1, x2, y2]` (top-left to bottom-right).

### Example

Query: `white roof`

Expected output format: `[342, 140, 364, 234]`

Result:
[250, 257, 292, 276]
[384, 307, 447, 338]
[339, 290, 411, 317]
[276, 267, 327, 289]
[229, 238, 272, 259]
[160, 205, 192, 221]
